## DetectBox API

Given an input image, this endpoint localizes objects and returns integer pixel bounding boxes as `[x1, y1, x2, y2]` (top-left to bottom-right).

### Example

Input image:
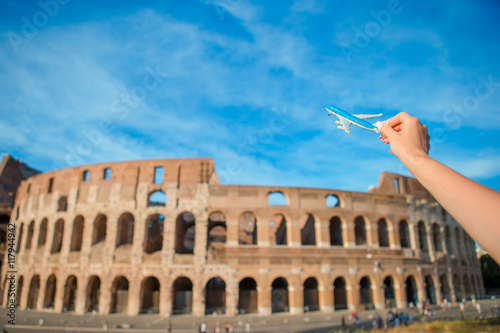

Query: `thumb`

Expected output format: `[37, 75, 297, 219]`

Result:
[376, 121, 397, 140]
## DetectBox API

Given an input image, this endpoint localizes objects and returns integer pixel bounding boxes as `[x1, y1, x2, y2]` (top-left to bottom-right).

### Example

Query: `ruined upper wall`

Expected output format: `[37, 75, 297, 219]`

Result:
[14, 157, 217, 205]
[369, 172, 435, 202]
[0, 154, 39, 211]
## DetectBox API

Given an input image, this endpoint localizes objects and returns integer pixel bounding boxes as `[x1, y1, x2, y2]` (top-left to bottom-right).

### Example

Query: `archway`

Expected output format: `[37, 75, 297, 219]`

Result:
[63, 275, 77, 312]
[116, 213, 134, 247]
[329, 216, 343, 246]
[425, 275, 436, 304]
[270, 214, 287, 245]
[378, 219, 389, 247]
[384, 276, 396, 308]
[140, 277, 160, 314]
[26, 275, 40, 310]
[110, 276, 129, 314]
[205, 277, 226, 315]
[303, 277, 319, 312]
[405, 276, 418, 306]
[359, 276, 373, 310]
[238, 212, 257, 245]
[300, 214, 316, 246]
[271, 277, 289, 313]
[92, 214, 107, 245]
[175, 212, 196, 254]
[144, 214, 164, 254]
[399, 220, 410, 248]
[333, 277, 348, 310]
[70, 216, 84, 252]
[85, 276, 101, 312]
[238, 278, 257, 314]
[172, 277, 193, 315]
[354, 216, 366, 245]
[43, 275, 57, 309]
[207, 212, 227, 248]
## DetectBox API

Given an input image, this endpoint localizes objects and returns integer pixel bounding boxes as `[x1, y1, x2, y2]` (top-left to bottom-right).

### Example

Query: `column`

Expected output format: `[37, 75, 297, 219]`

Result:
[388, 222, 400, 250]
[257, 269, 271, 315]
[426, 225, 435, 261]
[289, 280, 303, 314]
[289, 219, 301, 247]
[192, 280, 204, 317]
[226, 215, 238, 247]
[75, 274, 86, 315]
[319, 272, 333, 312]
[99, 276, 112, 315]
[53, 275, 66, 313]
[127, 275, 140, 316]
[257, 216, 270, 247]
[193, 214, 208, 266]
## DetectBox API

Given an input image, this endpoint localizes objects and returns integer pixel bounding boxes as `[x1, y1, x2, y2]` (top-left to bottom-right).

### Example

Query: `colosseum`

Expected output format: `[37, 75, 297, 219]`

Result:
[1, 157, 485, 317]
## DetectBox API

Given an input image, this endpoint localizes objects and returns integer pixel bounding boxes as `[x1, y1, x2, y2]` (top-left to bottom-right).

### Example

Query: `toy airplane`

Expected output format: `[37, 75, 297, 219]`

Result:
[325, 104, 382, 134]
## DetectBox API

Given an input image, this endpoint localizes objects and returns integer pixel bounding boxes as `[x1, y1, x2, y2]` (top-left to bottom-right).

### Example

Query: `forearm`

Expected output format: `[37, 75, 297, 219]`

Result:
[404, 153, 500, 262]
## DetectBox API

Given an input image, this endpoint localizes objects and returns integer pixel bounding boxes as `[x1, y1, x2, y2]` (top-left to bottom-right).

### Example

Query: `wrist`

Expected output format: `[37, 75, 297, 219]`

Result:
[400, 150, 431, 175]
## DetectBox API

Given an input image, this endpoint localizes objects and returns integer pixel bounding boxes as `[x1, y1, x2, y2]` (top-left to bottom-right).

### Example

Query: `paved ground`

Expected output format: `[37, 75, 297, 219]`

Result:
[1, 299, 499, 333]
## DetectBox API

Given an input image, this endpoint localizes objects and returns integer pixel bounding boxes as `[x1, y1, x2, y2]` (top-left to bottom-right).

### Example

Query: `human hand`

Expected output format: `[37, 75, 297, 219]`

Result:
[375, 112, 430, 165]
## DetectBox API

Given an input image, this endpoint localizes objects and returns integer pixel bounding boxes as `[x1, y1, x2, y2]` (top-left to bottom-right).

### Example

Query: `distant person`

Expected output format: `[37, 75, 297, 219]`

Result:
[167, 320, 172, 333]
[476, 303, 482, 316]
[341, 315, 347, 331]
[377, 113, 500, 263]
[199, 322, 207, 333]
[351, 309, 361, 324]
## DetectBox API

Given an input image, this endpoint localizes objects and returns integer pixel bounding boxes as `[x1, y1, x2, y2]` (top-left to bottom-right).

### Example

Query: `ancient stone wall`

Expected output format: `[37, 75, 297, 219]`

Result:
[1, 158, 484, 316]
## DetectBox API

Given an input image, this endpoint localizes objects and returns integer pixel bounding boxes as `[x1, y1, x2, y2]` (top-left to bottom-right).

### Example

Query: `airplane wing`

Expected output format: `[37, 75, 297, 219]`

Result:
[353, 113, 383, 119]
[335, 117, 352, 133]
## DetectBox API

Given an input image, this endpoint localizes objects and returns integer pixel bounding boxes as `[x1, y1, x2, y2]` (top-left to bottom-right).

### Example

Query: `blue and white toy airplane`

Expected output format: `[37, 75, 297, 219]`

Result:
[325, 104, 382, 134]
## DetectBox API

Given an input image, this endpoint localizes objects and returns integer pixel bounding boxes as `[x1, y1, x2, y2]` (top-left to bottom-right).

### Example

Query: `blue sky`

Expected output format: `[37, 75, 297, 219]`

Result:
[1, 0, 500, 192]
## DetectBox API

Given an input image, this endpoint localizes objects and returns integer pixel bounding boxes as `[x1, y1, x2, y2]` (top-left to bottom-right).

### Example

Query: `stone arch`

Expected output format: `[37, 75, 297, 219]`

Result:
[43, 275, 57, 309]
[140, 276, 160, 314]
[148, 190, 166, 207]
[425, 275, 436, 304]
[326, 194, 340, 207]
[354, 216, 367, 246]
[110, 276, 129, 314]
[25, 220, 34, 249]
[63, 275, 77, 312]
[92, 214, 107, 245]
[205, 277, 226, 315]
[144, 214, 164, 254]
[207, 211, 227, 248]
[26, 275, 40, 310]
[175, 212, 196, 254]
[57, 196, 68, 212]
[270, 213, 287, 246]
[271, 277, 289, 313]
[455, 227, 463, 262]
[16, 276, 24, 307]
[268, 191, 287, 206]
[116, 212, 134, 248]
[359, 276, 373, 310]
[440, 274, 451, 301]
[303, 277, 319, 312]
[172, 276, 193, 315]
[16, 223, 24, 253]
[238, 277, 258, 314]
[238, 211, 257, 245]
[463, 274, 472, 298]
[399, 220, 410, 248]
[70, 216, 84, 252]
[418, 221, 428, 251]
[405, 275, 418, 305]
[432, 223, 442, 251]
[329, 216, 343, 246]
[85, 276, 101, 312]
[453, 274, 461, 300]
[37, 218, 48, 247]
[299, 213, 316, 246]
[445, 226, 454, 254]
[378, 218, 390, 247]
[333, 276, 348, 310]
[383, 276, 396, 308]
[51, 219, 64, 254]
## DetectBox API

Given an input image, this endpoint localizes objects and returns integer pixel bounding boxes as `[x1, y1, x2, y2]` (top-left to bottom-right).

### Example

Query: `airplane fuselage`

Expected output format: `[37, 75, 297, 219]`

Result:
[325, 105, 379, 132]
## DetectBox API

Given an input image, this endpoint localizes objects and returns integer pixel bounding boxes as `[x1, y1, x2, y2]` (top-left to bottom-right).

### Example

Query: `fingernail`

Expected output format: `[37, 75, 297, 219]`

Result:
[375, 121, 383, 130]
[383, 139, 389, 144]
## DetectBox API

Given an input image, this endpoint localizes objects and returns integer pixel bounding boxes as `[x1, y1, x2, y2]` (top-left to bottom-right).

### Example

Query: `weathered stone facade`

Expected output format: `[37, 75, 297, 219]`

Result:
[1, 157, 484, 317]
